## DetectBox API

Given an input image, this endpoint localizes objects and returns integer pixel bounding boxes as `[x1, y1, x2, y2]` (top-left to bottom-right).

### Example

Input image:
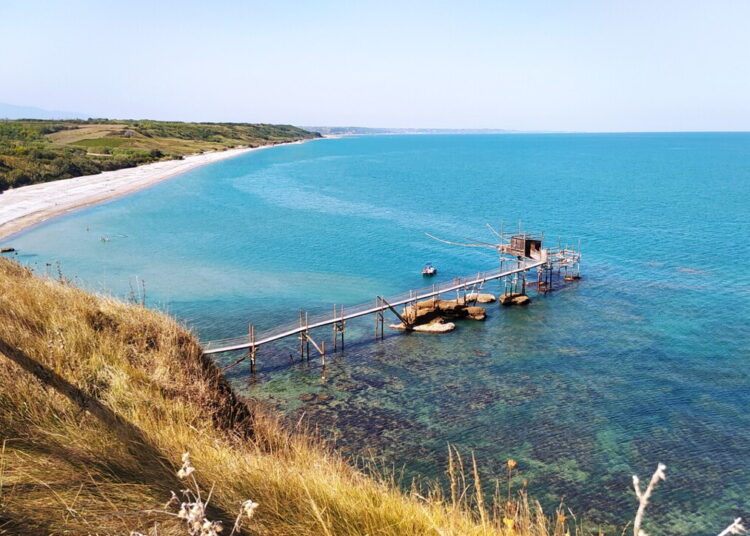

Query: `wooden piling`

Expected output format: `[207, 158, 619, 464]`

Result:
[340, 305, 345, 351]
[249, 324, 256, 373]
[374, 296, 385, 340]
[333, 304, 337, 351]
[374, 297, 380, 338]
[298, 310, 304, 358]
[305, 312, 310, 359]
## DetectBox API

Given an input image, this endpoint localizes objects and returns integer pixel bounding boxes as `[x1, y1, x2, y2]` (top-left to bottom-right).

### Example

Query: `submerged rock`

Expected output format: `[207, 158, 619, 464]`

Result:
[499, 293, 530, 306]
[465, 306, 487, 320]
[467, 292, 496, 303]
[414, 320, 456, 333]
[389, 317, 456, 333]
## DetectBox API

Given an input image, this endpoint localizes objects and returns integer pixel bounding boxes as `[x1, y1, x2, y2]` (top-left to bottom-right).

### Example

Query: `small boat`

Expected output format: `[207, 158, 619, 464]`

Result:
[422, 262, 437, 276]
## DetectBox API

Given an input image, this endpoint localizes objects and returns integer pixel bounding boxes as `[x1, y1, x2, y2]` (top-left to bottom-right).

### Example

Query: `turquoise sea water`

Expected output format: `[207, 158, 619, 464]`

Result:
[4, 134, 750, 533]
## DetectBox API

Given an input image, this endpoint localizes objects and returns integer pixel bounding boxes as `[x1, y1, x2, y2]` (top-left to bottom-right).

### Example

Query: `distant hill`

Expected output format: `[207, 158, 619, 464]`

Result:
[0, 119, 319, 192]
[0, 102, 86, 120]
[307, 126, 515, 136]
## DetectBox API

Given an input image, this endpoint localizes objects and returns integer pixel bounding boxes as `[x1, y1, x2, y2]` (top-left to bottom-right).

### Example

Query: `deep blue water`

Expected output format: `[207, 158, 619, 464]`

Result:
[4, 134, 750, 534]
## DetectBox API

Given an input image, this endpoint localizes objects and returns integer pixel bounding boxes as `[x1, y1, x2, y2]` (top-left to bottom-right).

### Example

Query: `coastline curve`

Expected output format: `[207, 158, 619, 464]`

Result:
[0, 139, 315, 241]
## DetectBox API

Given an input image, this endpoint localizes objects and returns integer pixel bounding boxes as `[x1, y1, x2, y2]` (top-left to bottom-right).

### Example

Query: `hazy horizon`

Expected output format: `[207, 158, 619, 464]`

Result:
[2, 0, 749, 132]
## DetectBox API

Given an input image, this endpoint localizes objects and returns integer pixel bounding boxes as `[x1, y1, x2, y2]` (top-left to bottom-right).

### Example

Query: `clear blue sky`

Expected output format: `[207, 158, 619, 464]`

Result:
[2, 0, 749, 131]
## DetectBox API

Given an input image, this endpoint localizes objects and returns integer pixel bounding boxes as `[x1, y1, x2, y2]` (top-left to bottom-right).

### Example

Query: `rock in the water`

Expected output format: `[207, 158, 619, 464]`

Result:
[402, 302, 441, 325]
[389, 318, 456, 333]
[499, 293, 516, 305]
[413, 320, 456, 333]
[465, 306, 487, 320]
[436, 299, 463, 313]
[500, 293, 528, 306]
[467, 292, 496, 303]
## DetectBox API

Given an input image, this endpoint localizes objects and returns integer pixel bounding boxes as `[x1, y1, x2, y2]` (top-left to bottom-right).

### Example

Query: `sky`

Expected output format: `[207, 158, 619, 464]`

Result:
[1, 0, 749, 131]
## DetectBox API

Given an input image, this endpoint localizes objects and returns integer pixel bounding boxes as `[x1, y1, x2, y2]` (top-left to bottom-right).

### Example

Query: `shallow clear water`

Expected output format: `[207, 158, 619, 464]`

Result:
[4, 134, 750, 533]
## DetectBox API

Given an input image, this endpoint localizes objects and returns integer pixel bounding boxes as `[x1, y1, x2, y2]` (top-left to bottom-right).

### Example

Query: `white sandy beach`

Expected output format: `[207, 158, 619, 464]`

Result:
[0, 142, 304, 241]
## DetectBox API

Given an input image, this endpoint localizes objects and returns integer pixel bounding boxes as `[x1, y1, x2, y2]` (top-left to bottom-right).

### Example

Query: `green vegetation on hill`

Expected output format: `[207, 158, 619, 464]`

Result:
[0, 119, 319, 192]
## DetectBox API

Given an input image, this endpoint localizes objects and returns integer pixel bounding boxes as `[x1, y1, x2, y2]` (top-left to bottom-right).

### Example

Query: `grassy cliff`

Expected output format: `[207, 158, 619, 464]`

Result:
[0, 258, 562, 536]
[0, 119, 320, 192]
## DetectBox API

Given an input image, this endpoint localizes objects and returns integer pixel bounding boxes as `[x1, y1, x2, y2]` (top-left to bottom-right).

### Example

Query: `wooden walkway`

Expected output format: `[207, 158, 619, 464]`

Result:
[202, 259, 544, 355]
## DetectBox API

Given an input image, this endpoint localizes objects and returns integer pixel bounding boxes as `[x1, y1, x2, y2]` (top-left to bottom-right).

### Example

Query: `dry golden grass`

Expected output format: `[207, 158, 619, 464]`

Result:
[47, 123, 239, 154]
[0, 257, 565, 536]
[46, 124, 130, 144]
[44, 121, 311, 158]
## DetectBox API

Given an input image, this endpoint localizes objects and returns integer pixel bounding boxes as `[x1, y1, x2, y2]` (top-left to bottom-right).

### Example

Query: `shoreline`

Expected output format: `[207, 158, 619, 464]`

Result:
[0, 139, 314, 241]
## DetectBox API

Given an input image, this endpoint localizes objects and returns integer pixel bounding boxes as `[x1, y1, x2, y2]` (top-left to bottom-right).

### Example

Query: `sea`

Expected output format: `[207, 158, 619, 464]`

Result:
[3, 133, 749, 534]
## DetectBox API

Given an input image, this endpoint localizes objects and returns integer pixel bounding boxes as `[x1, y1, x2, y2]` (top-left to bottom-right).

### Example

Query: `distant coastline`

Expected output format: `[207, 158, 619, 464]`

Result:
[305, 126, 517, 136]
[0, 139, 314, 241]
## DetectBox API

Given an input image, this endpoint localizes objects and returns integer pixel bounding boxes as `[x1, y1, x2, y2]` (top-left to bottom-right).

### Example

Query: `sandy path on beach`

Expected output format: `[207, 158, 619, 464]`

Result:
[0, 142, 301, 241]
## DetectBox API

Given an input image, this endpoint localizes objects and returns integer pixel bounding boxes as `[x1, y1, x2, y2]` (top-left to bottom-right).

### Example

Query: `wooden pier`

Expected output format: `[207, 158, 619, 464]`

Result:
[201, 229, 581, 371]
[203, 259, 544, 355]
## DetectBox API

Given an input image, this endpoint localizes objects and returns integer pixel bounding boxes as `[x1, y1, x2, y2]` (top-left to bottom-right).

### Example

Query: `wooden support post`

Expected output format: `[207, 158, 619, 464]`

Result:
[332, 304, 337, 352]
[305, 312, 310, 360]
[249, 324, 256, 374]
[380, 296, 412, 330]
[374, 296, 385, 340]
[302, 332, 326, 359]
[340, 305, 345, 351]
[331, 305, 346, 353]
[298, 310, 304, 358]
[374, 297, 380, 338]
[538, 268, 542, 290]
[547, 265, 552, 291]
